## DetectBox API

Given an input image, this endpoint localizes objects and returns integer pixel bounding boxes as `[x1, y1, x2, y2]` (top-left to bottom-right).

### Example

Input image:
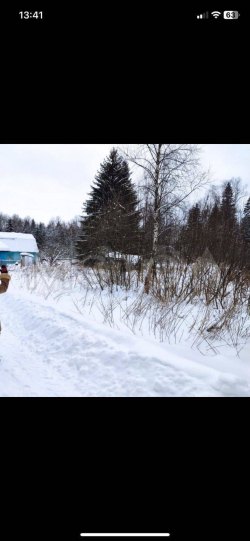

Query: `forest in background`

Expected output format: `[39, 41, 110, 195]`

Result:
[1, 146, 250, 272]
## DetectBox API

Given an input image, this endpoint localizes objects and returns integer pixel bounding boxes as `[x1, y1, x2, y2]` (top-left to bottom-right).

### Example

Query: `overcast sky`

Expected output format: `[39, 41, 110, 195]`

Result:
[1, 144, 250, 224]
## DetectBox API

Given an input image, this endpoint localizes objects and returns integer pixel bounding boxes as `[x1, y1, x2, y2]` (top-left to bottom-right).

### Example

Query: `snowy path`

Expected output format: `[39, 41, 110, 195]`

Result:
[1, 286, 250, 396]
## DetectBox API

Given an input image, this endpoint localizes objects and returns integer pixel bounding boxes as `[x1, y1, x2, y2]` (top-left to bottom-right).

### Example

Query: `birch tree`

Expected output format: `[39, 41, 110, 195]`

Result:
[124, 144, 208, 292]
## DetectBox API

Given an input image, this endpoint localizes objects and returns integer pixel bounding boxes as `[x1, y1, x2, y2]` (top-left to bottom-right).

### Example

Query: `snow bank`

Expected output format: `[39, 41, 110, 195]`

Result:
[1, 271, 250, 397]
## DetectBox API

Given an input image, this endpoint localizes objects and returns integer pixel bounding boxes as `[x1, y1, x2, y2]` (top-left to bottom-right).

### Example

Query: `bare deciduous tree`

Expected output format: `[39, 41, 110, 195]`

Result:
[123, 144, 208, 292]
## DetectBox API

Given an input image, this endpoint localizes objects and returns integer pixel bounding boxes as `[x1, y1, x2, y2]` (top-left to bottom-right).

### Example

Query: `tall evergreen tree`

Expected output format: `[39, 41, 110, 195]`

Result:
[241, 197, 250, 268]
[207, 201, 222, 261]
[35, 222, 47, 251]
[6, 218, 14, 232]
[181, 203, 203, 261]
[23, 218, 31, 233]
[76, 148, 140, 259]
[219, 182, 238, 262]
[242, 197, 250, 244]
[220, 182, 237, 228]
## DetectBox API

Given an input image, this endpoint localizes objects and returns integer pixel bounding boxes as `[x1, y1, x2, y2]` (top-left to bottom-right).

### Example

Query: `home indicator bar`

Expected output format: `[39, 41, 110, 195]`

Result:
[80, 535, 171, 538]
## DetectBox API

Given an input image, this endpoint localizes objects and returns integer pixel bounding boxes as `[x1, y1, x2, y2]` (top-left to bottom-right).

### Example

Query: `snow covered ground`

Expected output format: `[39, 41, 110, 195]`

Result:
[1, 268, 250, 397]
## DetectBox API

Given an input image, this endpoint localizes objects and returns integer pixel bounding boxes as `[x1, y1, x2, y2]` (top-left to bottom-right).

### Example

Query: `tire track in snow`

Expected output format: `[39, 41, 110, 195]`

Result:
[1, 289, 250, 397]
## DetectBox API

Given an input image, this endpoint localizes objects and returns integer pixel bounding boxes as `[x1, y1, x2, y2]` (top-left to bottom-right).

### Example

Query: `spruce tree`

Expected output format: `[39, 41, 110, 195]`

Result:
[35, 223, 47, 251]
[242, 197, 250, 244]
[220, 182, 238, 263]
[6, 218, 14, 232]
[76, 149, 140, 259]
[182, 203, 202, 261]
[207, 202, 222, 262]
[220, 182, 237, 227]
[241, 197, 250, 268]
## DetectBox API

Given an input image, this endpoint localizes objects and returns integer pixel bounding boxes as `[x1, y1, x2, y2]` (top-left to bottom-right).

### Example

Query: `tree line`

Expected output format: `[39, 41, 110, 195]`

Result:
[0, 213, 81, 265]
[1, 145, 250, 273]
[76, 146, 250, 272]
[179, 179, 250, 268]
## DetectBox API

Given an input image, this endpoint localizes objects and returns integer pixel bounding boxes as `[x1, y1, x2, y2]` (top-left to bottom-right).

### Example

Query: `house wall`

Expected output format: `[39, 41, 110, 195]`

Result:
[0, 251, 39, 264]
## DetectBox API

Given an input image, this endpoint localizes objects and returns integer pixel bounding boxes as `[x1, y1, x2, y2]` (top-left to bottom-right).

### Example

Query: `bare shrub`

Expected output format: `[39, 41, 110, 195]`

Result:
[15, 258, 250, 356]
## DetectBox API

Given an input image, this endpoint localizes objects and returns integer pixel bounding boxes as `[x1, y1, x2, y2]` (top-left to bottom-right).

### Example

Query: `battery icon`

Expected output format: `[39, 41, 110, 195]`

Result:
[223, 11, 239, 19]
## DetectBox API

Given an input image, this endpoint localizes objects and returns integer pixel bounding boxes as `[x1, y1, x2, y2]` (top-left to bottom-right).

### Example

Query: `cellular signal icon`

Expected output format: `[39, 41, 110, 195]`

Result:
[211, 11, 221, 18]
[197, 12, 209, 18]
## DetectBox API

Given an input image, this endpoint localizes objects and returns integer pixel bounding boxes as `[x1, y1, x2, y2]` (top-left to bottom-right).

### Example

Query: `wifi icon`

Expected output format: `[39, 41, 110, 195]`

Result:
[211, 11, 221, 18]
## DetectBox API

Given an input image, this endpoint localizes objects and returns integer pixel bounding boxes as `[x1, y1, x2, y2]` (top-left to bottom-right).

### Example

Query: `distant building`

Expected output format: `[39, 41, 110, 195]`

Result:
[0, 232, 39, 265]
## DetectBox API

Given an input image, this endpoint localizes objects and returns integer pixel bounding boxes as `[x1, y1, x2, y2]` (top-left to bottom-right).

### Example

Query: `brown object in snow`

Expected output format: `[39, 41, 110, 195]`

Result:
[0, 272, 11, 294]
